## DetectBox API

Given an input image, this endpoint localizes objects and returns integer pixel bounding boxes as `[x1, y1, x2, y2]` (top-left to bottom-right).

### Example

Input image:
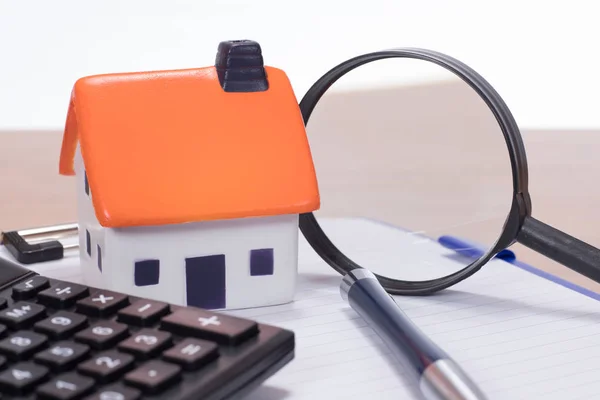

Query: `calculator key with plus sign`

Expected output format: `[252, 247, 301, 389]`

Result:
[0, 258, 295, 399]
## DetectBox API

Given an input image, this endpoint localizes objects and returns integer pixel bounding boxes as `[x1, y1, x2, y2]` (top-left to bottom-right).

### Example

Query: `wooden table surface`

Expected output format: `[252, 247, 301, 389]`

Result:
[2, 80, 600, 293]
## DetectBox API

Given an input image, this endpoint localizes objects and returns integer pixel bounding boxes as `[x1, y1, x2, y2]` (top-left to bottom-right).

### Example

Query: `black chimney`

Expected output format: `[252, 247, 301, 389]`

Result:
[215, 40, 269, 92]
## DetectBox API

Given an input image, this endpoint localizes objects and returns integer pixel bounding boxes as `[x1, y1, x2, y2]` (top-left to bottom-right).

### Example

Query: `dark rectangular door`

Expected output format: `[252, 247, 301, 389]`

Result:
[185, 254, 226, 309]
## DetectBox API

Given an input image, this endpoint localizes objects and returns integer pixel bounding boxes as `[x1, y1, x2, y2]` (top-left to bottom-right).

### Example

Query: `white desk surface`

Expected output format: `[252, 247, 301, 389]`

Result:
[1, 0, 600, 131]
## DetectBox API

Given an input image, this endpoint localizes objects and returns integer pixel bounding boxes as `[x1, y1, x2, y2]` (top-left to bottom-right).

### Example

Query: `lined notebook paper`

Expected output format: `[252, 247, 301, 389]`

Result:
[4, 218, 600, 399]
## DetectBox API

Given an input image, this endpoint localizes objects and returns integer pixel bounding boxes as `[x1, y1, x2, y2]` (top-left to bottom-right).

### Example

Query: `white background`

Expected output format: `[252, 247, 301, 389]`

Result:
[0, 0, 599, 131]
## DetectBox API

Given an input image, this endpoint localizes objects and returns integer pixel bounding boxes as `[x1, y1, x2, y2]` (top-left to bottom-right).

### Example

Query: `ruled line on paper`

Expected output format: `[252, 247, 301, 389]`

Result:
[286, 321, 600, 380]
[447, 312, 600, 353]
[294, 310, 600, 366]
[242, 281, 564, 336]
[292, 297, 594, 351]
[484, 357, 600, 394]
[569, 383, 600, 400]
[282, 293, 586, 344]
[477, 344, 600, 383]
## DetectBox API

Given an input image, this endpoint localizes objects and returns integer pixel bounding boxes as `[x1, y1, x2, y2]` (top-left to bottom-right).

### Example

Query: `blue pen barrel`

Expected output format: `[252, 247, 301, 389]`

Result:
[341, 270, 448, 382]
[438, 235, 516, 262]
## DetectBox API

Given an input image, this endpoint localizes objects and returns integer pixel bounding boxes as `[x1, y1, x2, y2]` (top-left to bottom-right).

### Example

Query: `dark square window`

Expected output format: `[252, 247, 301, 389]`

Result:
[85, 230, 91, 256]
[135, 259, 160, 286]
[250, 248, 274, 276]
[97, 245, 102, 272]
[84, 171, 89, 196]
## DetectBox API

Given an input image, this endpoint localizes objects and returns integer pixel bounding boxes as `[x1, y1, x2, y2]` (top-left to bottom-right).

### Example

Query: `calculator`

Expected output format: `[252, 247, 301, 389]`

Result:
[0, 257, 295, 399]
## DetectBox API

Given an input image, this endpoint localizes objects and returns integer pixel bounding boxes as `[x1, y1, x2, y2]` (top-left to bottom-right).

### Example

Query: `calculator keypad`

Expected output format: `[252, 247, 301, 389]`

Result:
[76, 290, 129, 317]
[75, 321, 129, 350]
[38, 283, 89, 309]
[0, 274, 294, 399]
[34, 310, 88, 339]
[0, 330, 48, 360]
[34, 341, 90, 371]
[84, 383, 141, 400]
[0, 301, 46, 329]
[37, 371, 95, 399]
[0, 323, 8, 339]
[118, 329, 173, 360]
[162, 338, 219, 370]
[124, 360, 182, 394]
[0, 361, 49, 395]
[160, 307, 259, 345]
[78, 350, 135, 383]
[12, 276, 50, 300]
[117, 299, 170, 327]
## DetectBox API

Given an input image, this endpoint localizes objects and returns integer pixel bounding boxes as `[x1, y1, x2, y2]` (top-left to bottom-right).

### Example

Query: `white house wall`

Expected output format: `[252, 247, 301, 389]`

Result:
[74, 144, 107, 288]
[104, 214, 300, 310]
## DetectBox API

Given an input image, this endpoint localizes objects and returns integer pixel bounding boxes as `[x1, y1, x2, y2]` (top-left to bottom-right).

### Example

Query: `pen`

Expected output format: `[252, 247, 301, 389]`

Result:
[438, 235, 516, 262]
[340, 268, 488, 400]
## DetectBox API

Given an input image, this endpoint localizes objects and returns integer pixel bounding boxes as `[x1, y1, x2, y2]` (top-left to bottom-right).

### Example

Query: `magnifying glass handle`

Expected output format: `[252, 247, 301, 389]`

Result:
[518, 216, 600, 282]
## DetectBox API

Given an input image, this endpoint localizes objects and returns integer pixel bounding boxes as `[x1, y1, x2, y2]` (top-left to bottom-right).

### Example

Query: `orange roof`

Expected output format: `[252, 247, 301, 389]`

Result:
[59, 65, 320, 228]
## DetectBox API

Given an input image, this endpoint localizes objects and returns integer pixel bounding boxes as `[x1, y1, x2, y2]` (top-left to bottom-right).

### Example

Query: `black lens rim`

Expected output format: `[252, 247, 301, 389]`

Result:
[298, 47, 532, 295]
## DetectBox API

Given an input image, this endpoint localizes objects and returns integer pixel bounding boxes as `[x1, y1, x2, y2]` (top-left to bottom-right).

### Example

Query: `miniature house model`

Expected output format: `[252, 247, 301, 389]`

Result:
[58, 40, 320, 310]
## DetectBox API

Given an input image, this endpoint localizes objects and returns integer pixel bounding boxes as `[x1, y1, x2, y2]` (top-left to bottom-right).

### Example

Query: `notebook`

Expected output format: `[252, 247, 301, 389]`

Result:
[2, 217, 600, 400]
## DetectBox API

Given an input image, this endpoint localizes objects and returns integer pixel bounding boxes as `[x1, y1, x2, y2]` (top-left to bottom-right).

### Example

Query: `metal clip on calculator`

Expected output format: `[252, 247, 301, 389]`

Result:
[0, 257, 294, 399]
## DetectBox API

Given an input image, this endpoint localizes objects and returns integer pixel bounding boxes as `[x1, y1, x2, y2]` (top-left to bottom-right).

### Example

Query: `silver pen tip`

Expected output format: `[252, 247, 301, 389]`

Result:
[420, 359, 488, 400]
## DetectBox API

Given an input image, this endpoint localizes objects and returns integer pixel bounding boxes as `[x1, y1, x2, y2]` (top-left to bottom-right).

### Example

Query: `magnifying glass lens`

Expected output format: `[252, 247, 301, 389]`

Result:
[306, 58, 514, 282]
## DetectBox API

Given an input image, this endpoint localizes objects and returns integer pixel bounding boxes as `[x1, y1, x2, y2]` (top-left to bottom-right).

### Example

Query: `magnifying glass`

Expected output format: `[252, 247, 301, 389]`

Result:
[300, 48, 600, 295]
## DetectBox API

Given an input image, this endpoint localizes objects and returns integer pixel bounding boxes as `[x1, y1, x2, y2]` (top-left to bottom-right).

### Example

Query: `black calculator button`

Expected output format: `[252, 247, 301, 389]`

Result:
[0, 355, 6, 369]
[12, 277, 50, 301]
[117, 300, 170, 327]
[160, 308, 259, 345]
[76, 290, 129, 318]
[162, 338, 219, 370]
[37, 372, 95, 400]
[0, 361, 49, 395]
[34, 341, 90, 371]
[0, 324, 6, 339]
[78, 350, 134, 384]
[38, 284, 89, 309]
[0, 297, 7, 310]
[74, 321, 129, 350]
[124, 360, 181, 394]
[84, 383, 141, 400]
[0, 302, 46, 329]
[117, 329, 172, 360]
[34, 311, 88, 340]
[0, 330, 48, 360]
